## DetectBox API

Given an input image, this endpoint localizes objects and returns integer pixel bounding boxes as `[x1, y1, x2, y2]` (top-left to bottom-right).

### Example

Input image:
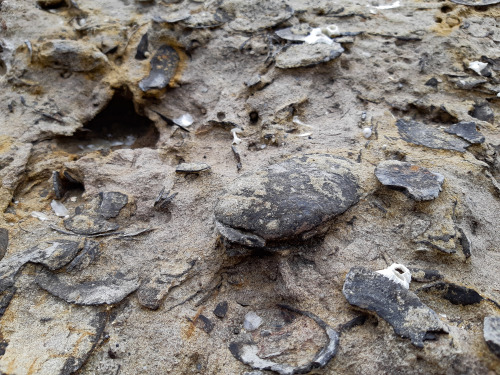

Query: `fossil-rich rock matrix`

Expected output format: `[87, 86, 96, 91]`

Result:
[1, 0, 500, 374]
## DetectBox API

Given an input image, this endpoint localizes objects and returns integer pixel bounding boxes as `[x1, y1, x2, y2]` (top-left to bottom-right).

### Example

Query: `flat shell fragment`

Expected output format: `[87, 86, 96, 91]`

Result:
[229, 305, 339, 375]
[445, 122, 485, 144]
[37, 39, 108, 72]
[215, 154, 360, 247]
[275, 24, 312, 42]
[139, 45, 180, 92]
[276, 43, 344, 69]
[342, 266, 448, 347]
[417, 282, 483, 305]
[484, 316, 500, 358]
[36, 270, 140, 305]
[176, 162, 211, 173]
[396, 119, 470, 152]
[0, 228, 8, 261]
[375, 160, 444, 201]
[97, 191, 128, 219]
[63, 214, 119, 235]
[0, 241, 81, 292]
[450, 0, 500, 5]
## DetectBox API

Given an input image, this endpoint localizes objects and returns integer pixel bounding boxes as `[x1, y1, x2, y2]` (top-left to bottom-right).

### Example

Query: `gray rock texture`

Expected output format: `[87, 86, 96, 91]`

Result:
[1, 0, 500, 373]
[276, 43, 344, 69]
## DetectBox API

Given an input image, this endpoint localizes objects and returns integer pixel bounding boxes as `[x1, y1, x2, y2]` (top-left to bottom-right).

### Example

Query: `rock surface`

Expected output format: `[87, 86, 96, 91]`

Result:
[375, 160, 444, 201]
[1, 0, 500, 373]
[36, 40, 108, 72]
[276, 43, 344, 69]
[215, 154, 360, 247]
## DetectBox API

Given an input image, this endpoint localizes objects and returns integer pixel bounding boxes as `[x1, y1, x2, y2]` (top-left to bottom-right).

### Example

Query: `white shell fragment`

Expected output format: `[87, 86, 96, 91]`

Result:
[468, 61, 488, 75]
[376, 263, 412, 289]
[372, 0, 401, 9]
[304, 28, 333, 45]
[173, 113, 194, 127]
[362, 127, 372, 139]
[51, 200, 70, 218]
[31, 211, 49, 221]
[322, 24, 339, 37]
[231, 128, 243, 145]
[243, 311, 263, 331]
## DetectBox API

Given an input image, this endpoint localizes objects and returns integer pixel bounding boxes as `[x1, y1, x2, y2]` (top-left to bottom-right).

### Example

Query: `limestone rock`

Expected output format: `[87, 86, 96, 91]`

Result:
[37, 40, 108, 72]
[375, 160, 444, 201]
[215, 154, 360, 247]
[343, 266, 449, 347]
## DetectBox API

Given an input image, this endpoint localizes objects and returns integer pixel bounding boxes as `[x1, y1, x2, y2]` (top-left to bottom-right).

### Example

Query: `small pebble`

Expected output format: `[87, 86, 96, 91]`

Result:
[362, 127, 372, 139]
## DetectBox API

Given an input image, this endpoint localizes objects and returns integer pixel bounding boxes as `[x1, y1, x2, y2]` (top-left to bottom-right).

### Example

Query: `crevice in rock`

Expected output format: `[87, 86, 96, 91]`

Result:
[55, 90, 159, 154]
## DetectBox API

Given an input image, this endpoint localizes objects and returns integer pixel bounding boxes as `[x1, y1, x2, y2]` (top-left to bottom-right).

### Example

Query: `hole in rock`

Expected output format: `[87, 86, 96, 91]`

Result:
[249, 111, 259, 124]
[56, 92, 159, 154]
[395, 268, 404, 274]
[440, 5, 452, 13]
[37, 0, 67, 10]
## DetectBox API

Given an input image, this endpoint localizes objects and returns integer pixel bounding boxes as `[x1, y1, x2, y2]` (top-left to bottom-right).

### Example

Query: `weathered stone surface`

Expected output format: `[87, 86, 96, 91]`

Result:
[484, 316, 500, 358]
[137, 260, 195, 310]
[0, 287, 106, 375]
[375, 160, 444, 201]
[445, 122, 485, 144]
[417, 282, 484, 305]
[215, 154, 360, 247]
[276, 43, 344, 69]
[225, 0, 294, 32]
[97, 191, 128, 219]
[37, 40, 108, 72]
[139, 45, 179, 92]
[396, 119, 470, 152]
[36, 270, 140, 305]
[63, 214, 119, 235]
[0, 241, 81, 292]
[343, 266, 448, 347]
[176, 162, 211, 173]
[181, 9, 229, 29]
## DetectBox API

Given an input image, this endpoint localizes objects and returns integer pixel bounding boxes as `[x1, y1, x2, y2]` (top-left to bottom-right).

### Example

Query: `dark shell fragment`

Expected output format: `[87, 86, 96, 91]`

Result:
[139, 45, 180, 92]
[343, 266, 448, 347]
